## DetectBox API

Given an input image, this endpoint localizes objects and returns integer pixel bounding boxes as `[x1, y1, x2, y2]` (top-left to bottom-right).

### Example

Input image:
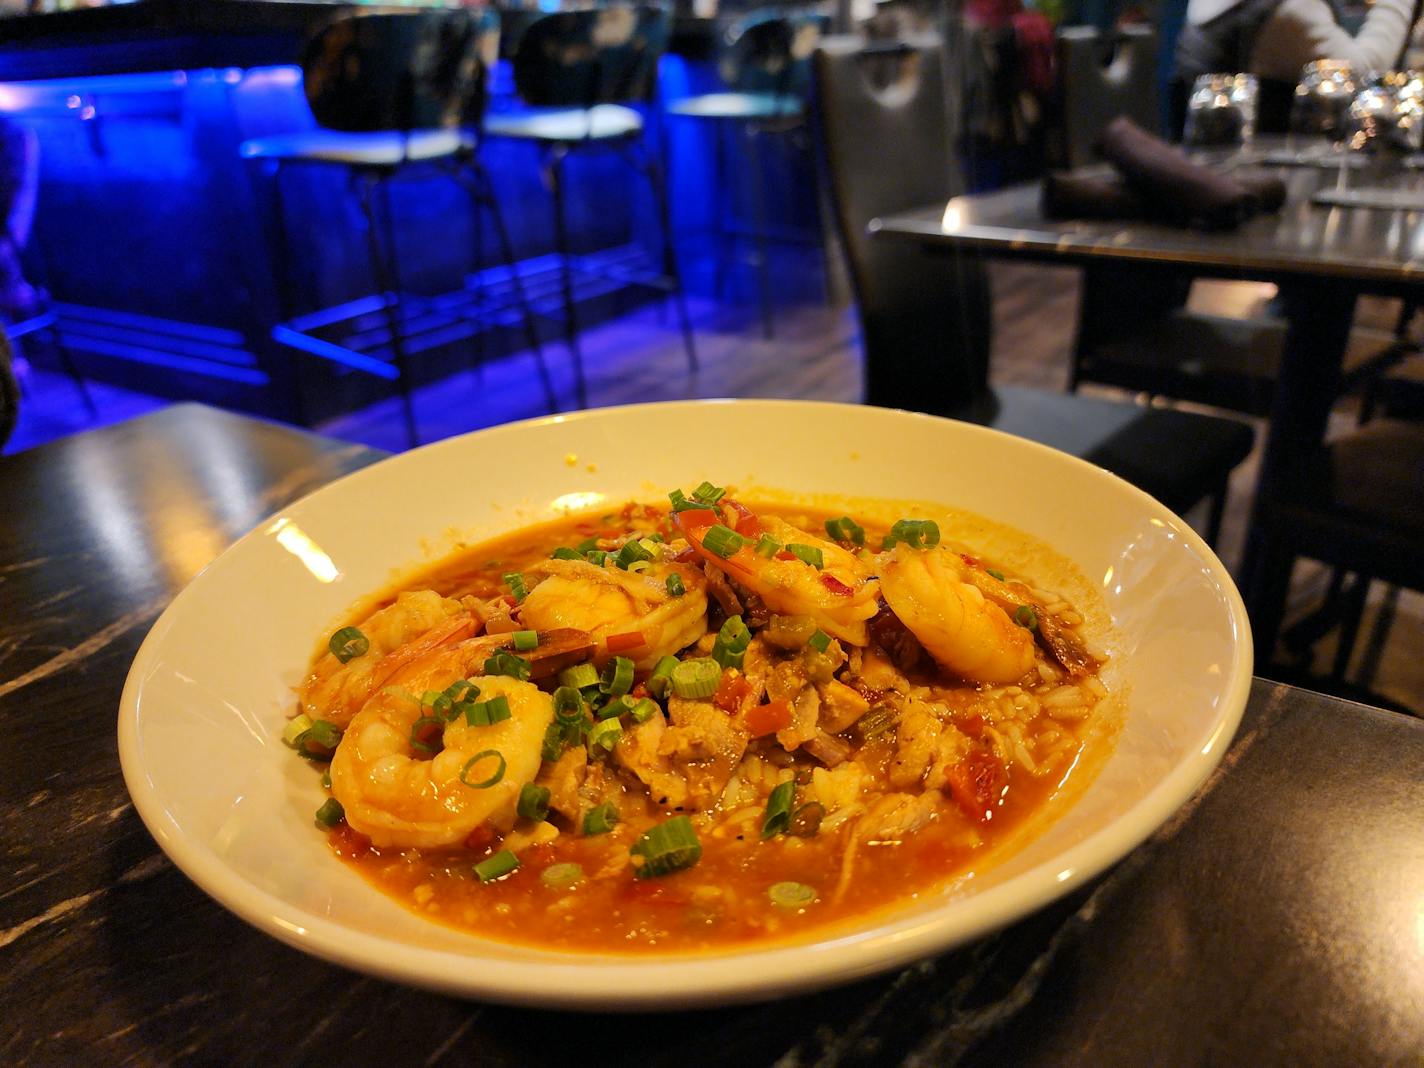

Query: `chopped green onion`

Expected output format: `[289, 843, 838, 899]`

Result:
[408, 715, 445, 754]
[670, 657, 721, 699]
[628, 697, 659, 723]
[474, 850, 520, 883]
[421, 689, 452, 719]
[381, 686, 420, 705]
[517, 783, 551, 821]
[315, 798, 345, 828]
[789, 801, 825, 838]
[665, 573, 686, 598]
[512, 630, 539, 652]
[553, 686, 584, 719]
[701, 524, 744, 559]
[540, 721, 566, 762]
[598, 695, 634, 720]
[503, 572, 529, 603]
[575, 536, 600, 553]
[824, 516, 865, 545]
[785, 544, 824, 569]
[558, 662, 600, 690]
[627, 560, 652, 575]
[297, 719, 343, 760]
[282, 714, 314, 748]
[484, 651, 531, 681]
[882, 518, 941, 551]
[600, 656, 635, 696]
[616, 539, 655, 569]
[328, 626, 369, 663]
[712, 615, 751, 669]
[582, 802, 620, 835]
[587, 717, 622, 754]
[541, 862, 584, 889]
[761, 780, 795, 839]
[551, 546, 583, 561]
[584, 550, 608, 567]
[444, 679, 478, 703]
[987, 569, 1006, 582]
[647, 655, 678, 698]
[691, 480, 725, 504]
[754, 534, 782, 558]
[768, 881, 817, 909]
[630, 815, 702, 879]
[459, 749, 506, 789]
[668, 489, 713, 513]
[1014, 605, 1039, 630]
[807, 629, 831, 654]
[465, 695, 512, 726]
[320, 771, 331, 790]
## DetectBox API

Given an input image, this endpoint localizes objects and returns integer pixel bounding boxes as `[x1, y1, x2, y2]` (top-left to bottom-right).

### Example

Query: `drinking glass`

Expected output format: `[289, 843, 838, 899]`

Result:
[1184, 73, 1259, 149]
[1290, 59, 1358, 144]
[1347, 70, 1424, 154]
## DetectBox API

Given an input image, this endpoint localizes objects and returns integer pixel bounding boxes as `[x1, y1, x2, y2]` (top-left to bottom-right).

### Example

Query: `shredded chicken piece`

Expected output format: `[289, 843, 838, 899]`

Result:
[537, 746, 587, 823]
[818, 679, 870, 733]
[660, 698, 750, 809]
[615, 713, 689, 809]
[889, 702, 943, 789]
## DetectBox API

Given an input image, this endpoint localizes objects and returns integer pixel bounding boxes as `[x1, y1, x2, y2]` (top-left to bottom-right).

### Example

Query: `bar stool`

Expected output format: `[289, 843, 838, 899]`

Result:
[241, 9, 555, 448]
[483, 6, 696, 409]
[665, 10, 825, 338]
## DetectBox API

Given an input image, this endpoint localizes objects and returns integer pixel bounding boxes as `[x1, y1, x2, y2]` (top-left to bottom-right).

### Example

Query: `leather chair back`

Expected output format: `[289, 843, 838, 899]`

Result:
[511, 7, 670, 109]
[720, 10, 826, 98]
[811, 36, 992, 412]
[1053, 25, 1160, 169]
[303, 9, 496, 133]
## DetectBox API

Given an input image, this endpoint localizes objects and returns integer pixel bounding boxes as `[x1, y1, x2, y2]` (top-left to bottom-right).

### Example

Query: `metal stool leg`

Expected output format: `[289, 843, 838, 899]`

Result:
[547, 147, 587, 409]
[639, 142, 697, 375]
[358, 172, 419, 449]
[745, 123, 774, 340]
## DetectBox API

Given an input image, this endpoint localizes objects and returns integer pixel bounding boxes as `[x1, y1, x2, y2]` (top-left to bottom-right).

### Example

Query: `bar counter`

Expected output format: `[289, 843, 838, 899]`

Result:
[2, 405, 1421, 1066]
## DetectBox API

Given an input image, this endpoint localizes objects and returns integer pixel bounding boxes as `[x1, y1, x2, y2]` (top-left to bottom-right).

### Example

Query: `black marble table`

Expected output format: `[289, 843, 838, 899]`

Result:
[2, 404, 1421, 1066]
[872, 149, 1424, 668]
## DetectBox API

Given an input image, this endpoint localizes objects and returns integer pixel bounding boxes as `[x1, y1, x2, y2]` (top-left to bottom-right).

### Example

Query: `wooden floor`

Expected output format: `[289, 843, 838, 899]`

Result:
[7, 255, 1419, 714]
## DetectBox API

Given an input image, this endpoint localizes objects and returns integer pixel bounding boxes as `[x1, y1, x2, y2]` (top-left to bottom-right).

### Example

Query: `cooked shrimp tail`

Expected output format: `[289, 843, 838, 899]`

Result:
[956, 562, 1100, 677]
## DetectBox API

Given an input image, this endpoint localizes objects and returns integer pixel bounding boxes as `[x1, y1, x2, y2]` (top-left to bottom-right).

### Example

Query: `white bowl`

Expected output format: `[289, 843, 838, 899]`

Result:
[118, 399, 1252, 1009]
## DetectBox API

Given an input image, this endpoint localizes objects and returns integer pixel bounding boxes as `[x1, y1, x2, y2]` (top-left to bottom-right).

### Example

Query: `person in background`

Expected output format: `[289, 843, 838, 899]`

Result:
[1173, 0, 1417, 133]
[0, 115, 40, 319]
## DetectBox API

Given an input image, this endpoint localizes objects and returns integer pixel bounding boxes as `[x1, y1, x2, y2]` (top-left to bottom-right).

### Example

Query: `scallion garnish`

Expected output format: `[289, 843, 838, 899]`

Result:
[474, 849, 519, 883]
[540, 721, 566, 763]
[517, 783, 551, 821]
[1014, 605, 1039, 630]
[408, 714, 445, 754]
[768, 881, 817, 909]
[785, 544, 824, 569]
[807, 629, 831, 654]
[320, 770, 331, 790]
[630, 815, 702, 879]
[421, 690, 453, 720]
[315, 798, 345, 828]
[558, 662, 600, 690]
[761, 780, 795, 839]
[512, 629, 539, 652]
[670, 657, 721, 699]
[691, 480, 726, 505]
[459, 749, 506, 789]
[582, 802, 619, 835]
[600, 655, 635, 696]
[553, 685, 584, 719]
[584, 550, 608, 567]
[465, 695, 512, 726]
[575, 536, 599, 554]
[540, 862, 583, 889]
[755, 534, 781, 558]
[616, 539, 655, 569]
[445, 679, 478, 703]
[328, 626, 369, 663]
[668, 489, 712, 513]
[628, 697, 659, 723]
[987, 569, 1006, 581]
[484, 650, 532, 681]
[824, 516, 865, 546]
[503, 572, 529, 602]
[598, 695, 633, 720]
[665, 573, 686, 598]
[882, 518, 941, 550]
[646, 655, 678, 698]
[282, 714, 314, 748]
[701, 524, 744, 559]
[712, 615, 752, 670]
[297, 719, 343, 760]
[551, 546, 583, 561]
[586, 717, 622, 754]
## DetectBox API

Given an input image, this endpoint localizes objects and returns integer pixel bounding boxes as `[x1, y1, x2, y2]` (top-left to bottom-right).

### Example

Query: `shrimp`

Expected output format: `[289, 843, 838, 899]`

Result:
[299, 591, 472, 727]
[877, 544, 1034, 685]
[675, 505, 880, 646]
[331, 659, 555, 850]
[518, 556, 708, 670]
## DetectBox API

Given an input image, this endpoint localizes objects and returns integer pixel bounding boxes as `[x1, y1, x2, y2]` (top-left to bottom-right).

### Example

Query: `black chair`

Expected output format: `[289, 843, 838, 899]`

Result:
[484, 6, 696, 408]
[1249, 418, 1424, 702]
[1051, 25, 1161, 171]
[241, 9, 555, 447]
[812, 36, 1254, 542]
[665, 9, 827, 338]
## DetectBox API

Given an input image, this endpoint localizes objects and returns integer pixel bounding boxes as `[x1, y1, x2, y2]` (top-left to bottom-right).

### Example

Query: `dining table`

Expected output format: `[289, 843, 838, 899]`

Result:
[1, 403, 1421, 1066]
[870, 142, 1424, 667]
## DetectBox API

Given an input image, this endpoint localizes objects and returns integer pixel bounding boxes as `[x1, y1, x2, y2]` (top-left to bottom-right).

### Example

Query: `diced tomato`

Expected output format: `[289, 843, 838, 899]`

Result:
[821, 574, 855, 597]
[721, 499, 761, 537]
[463, 824, 496, 852]
[744, 699, 792, 737]
[947, 747, 1007, 822]
[713, 671, 753, 713]
[670, 546, 699, 564]
[329, 823, 371, 859]
[673, 508, 718, 536]
[775, 550, 797, 561]
[631, 682, 650, 699]
[957, 714, 986, 738]
[606, 630, 647, 654]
